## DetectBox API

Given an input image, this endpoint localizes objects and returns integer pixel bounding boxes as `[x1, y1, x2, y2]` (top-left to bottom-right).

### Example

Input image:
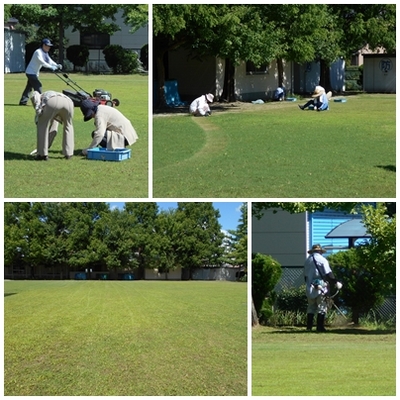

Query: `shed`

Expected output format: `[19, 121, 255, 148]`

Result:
[4, 28, 25, 73]
[363, 54, 396, 93]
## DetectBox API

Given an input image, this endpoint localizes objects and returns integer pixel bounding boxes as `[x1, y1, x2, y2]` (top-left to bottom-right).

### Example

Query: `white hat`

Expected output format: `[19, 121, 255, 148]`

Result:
[206, 93, 214, 103]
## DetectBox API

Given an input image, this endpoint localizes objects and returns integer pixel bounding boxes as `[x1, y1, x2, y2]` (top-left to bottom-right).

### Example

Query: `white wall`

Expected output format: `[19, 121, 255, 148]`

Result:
[144, 267, 182, 280]
[234, 59, 293, 101]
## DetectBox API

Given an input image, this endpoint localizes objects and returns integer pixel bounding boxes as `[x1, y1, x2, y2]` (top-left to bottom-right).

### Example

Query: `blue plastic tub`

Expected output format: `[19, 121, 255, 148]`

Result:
[87, 148, 131, 162]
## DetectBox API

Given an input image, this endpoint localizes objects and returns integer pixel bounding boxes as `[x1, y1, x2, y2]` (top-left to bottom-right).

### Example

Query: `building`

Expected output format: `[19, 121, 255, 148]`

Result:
[363, 54, 396, 93]
[252, 206, 372, 291]
[64, 9, 148, 72]
[162, 47, 345, 102]
[4, 20, 25, 73]
[4, 10, 148, 74]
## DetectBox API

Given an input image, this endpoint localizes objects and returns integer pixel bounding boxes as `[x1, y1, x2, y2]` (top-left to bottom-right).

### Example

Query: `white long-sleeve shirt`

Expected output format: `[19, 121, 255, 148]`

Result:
[26, 48, 58, 76]
[189, 95, 211, 116]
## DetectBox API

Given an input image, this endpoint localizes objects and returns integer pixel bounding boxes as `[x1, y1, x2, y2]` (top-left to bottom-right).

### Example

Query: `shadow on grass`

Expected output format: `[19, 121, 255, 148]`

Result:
[260, 326, 395, 335]
[153, 103, 241, 115]
[4, 150, 85, 161]
[376, 165, 396, 173]
[4, 293, 17, 297]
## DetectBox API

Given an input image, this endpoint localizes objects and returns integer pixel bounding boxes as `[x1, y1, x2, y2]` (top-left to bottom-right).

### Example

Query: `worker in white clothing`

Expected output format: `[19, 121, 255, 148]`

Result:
[31, 91, 75, 161]
[189, 93, 214, 116]
[304, 244, 342, 332]
[19, 38, 62, 105]
[79, 99, 138, 156]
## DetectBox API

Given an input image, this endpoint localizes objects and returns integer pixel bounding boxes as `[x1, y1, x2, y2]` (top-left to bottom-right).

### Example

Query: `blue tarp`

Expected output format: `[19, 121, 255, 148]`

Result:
[164, 80, 187, 107]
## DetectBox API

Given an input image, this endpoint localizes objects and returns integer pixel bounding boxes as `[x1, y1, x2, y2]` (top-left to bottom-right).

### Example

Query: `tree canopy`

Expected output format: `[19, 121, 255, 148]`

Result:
[153, 4, 395, 104]
[4, 202, 241, 280]
[8, 5, 148, 64]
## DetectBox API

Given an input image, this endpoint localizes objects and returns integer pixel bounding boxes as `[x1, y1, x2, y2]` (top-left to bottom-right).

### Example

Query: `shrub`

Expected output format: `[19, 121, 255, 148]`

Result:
[66, 45, 89, 71]
[275, 285, 308, 313]
[103, 45, 139, 74]
[252, 253, 281, 320]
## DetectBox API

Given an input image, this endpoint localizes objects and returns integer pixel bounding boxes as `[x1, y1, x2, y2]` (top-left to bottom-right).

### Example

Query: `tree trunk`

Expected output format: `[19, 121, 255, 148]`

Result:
[352, 308, 360, 325]
[220, 58, 236, 102]
[319, 59, 332, 92]
[252, 298, 259, 327]
[58, 20, 64, 65]
[277, 58, 284, 87]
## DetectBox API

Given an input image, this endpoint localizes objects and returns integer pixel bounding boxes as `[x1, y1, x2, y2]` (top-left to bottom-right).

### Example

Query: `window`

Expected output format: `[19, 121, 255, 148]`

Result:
[80, 32, 110, 49]
[246, 61, 269, 75]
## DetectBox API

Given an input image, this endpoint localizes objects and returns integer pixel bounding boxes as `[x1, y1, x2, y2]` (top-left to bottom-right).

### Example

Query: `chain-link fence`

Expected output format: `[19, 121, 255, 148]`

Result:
[275, 267, 396, 322]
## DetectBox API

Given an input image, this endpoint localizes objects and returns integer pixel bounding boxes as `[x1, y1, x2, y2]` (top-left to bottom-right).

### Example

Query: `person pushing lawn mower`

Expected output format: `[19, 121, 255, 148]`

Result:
[304, 244, 343, 332]
[19, 38, 62, 106]
[79, 99, 138, 156]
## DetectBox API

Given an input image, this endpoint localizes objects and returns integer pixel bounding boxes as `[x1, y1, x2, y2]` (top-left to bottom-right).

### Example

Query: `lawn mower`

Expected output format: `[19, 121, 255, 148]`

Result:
[54, 71, 120, 108]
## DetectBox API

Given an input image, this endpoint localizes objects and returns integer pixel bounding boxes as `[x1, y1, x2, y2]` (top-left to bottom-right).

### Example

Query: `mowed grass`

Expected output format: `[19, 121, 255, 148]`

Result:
[4, 280, 247, 396]
[252, 326, 396, 396]
[153, 94, 395, 197]
[4, 73, 148, 198]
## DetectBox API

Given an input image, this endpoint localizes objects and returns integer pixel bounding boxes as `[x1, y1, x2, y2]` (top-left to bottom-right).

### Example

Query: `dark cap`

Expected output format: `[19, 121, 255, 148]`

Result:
[42, 38, 53, 47]
[80, 99, 100, 122]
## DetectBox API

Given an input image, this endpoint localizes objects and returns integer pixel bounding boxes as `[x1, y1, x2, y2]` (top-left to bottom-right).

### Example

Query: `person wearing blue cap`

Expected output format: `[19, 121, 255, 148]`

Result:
[19, 38, 63, 105]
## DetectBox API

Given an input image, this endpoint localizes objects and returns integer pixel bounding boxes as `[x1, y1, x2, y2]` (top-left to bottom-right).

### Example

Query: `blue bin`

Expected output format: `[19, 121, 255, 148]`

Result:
[75, 273, 87, 280]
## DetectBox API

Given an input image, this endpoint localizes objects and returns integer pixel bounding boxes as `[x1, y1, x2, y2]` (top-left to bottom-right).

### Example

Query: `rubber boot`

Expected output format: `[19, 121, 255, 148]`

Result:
[317, 313, 327, 332]
[306, 313, 314, 331]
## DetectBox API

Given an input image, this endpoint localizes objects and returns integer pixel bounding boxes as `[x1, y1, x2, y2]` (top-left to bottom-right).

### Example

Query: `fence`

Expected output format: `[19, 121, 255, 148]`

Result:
[275, 267, 396, 322]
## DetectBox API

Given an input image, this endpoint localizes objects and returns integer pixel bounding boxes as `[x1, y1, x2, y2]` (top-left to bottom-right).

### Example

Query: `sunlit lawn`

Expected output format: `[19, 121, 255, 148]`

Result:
[5, 280, 247, 396]
[153, 94, 395, 198]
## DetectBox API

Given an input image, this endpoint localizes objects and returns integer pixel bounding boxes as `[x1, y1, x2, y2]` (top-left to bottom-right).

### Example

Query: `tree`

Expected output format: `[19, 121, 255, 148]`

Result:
[124, 202, 159, 278]
[152, 209, 182, 274]
[10, 5, 121, 65]
[153, 5, 282, 105]
[225, 203, 247, 270]
[175, 202, 225, 278]
[252, 253, 282, 325]
[120, 4, 148, 33]
[252, 202, 360, 219]
[66, 45, 89, 71]
[328, 204, 395, 324]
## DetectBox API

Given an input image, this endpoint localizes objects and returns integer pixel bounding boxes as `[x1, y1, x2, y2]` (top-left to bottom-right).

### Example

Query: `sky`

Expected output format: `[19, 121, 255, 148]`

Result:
[108, 202, 244, 232]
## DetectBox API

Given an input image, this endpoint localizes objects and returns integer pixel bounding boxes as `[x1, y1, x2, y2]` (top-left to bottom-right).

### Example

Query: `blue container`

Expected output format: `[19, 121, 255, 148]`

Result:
[123, 274, 134, 280]
[87, 148, 131, 162]
[75, 272, 87, 280]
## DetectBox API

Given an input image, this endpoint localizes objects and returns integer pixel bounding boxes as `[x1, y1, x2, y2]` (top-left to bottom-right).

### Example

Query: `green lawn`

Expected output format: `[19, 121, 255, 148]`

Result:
[4, 73, 148, 198]
[153, 94, 395, 197]
[252, 326, 396, 396]
[4, 280, 247, 396]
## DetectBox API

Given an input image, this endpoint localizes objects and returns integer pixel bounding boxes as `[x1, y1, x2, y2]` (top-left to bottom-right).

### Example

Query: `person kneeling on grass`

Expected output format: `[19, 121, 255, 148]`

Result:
[30, 90, 75, 161]
[298, 86, 331, 111]
[79, 99, 138, 156]
[189, 93, 214, 116]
